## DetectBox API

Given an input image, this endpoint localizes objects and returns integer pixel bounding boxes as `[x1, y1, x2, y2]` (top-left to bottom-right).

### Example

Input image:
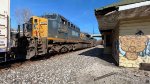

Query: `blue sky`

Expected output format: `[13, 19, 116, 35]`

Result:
[11, 0, 118, 34]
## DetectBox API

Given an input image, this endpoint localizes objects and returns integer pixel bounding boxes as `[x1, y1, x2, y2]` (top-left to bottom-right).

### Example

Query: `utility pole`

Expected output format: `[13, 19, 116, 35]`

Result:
[93, 25, 95, 34]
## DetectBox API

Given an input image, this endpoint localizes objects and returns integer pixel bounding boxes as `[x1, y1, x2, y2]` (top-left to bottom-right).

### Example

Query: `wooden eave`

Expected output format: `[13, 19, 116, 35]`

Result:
[95, 5, 150, 31]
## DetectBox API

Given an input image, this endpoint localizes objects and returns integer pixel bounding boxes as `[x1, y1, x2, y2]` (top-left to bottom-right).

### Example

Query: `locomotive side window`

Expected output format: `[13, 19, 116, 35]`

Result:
[33, 19, 38, 29]
[34, 19, 38, 23]
[71, 24, 73, 27]
[68, 22, 70, 26]
[61, 19, 67, 25]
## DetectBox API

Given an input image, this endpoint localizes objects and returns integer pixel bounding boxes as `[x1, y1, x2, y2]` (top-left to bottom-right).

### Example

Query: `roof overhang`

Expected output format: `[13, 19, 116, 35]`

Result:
[95, 1, 150, 31]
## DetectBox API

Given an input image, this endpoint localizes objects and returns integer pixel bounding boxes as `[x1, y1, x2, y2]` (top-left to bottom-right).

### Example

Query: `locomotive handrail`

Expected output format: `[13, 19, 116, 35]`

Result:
[0, 14, 5, 17]
[0, 14, 7, 19]
[0, 24, 5, 27]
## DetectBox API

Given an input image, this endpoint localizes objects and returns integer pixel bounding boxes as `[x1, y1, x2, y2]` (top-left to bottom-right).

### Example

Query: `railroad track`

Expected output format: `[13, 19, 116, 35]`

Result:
[0, 47, 91, 70]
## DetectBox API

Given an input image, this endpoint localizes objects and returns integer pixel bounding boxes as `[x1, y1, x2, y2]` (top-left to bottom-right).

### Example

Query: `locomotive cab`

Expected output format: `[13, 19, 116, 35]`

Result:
[29, 16, 48, 38]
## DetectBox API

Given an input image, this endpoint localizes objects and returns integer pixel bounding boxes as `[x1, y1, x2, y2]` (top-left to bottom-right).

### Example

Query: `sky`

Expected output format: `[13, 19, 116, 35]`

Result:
[11, 0, 118, 35]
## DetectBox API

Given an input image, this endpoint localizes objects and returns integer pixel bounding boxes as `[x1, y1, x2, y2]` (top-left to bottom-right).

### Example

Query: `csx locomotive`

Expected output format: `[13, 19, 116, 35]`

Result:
[1, 14, 96, 62]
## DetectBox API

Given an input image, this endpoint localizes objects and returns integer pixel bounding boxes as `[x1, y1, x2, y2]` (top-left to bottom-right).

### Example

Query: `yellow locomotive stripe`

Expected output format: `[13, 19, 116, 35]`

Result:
[47, 37, 65, 41]
[47, 37, 78, 42]
[47, 37, 91, 44]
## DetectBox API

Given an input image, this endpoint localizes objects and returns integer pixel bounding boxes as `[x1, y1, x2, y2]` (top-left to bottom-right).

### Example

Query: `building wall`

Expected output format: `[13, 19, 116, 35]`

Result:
[119, 18, 150, 67]
[112, 24, 119, 64]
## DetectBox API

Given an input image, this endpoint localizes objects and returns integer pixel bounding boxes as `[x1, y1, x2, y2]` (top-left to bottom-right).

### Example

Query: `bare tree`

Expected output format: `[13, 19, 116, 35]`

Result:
[14, 8, 22, 25]
[14, 8, 32, 25]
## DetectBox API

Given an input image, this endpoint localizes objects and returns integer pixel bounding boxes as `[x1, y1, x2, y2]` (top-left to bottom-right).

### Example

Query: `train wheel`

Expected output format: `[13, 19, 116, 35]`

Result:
[73, 46, 76, 51]
[60, 47, 68, 53]
[48, 48, 53, 54]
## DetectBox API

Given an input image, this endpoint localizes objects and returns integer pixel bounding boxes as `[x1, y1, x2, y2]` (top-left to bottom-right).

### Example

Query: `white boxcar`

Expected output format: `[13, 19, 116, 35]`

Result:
[0, 0, 10, 53]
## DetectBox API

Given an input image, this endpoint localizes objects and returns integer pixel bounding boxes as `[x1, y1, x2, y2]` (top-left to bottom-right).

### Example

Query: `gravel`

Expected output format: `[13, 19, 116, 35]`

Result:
[0, 45, 150, 84]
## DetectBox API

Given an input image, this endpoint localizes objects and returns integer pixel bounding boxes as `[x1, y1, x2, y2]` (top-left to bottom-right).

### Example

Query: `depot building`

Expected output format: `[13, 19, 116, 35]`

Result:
[95, 0, 150, 67]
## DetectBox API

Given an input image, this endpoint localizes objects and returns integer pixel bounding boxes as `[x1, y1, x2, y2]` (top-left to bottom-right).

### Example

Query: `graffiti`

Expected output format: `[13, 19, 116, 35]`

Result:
[120, 35, 148, 60]
[146, 41, 150, 55]
[139, 40, 150, 56]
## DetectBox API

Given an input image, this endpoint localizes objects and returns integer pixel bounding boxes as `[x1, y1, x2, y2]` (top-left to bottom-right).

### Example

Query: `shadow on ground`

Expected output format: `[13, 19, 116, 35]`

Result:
[79, 46, 117, 65]
[0, 53, 55, 70]
[0, 60, 26, 70]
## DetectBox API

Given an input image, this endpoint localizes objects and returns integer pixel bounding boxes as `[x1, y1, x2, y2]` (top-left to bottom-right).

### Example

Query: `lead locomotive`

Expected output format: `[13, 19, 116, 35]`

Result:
[1, 14, 96, 62]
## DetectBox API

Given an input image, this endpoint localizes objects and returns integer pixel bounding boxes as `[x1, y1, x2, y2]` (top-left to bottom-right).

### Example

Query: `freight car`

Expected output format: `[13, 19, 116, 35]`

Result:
[0, 0, 11, 62]
[0, 13, 96, 63]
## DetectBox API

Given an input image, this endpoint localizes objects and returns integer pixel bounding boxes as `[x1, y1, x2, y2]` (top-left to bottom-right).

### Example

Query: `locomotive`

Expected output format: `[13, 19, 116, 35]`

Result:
[0, 13, 96, 63]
